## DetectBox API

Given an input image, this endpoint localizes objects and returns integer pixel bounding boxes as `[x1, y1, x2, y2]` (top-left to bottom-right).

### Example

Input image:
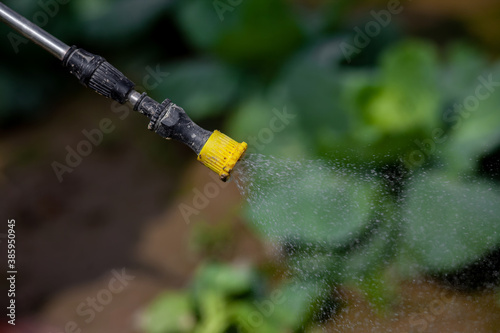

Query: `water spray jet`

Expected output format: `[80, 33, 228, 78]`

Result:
[0, 3, 247, 182]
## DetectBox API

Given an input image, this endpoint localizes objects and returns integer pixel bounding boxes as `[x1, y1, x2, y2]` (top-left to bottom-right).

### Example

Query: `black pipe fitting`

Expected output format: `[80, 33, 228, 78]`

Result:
[136, 96, 212, 154]
[62, 46, 135, 104]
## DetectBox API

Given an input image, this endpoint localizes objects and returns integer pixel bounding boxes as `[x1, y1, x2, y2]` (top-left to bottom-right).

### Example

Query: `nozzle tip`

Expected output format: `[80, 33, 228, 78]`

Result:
[197, 130, 247, 181]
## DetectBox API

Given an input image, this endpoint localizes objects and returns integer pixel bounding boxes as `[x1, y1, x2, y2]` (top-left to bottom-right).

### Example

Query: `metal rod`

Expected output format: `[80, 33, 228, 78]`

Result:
[127, 90, 142, 108]
[0, 2, 70, 60]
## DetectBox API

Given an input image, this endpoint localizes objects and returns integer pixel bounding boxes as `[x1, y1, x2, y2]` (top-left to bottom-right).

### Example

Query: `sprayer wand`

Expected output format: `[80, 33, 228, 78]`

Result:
[0, 3, 247, 181]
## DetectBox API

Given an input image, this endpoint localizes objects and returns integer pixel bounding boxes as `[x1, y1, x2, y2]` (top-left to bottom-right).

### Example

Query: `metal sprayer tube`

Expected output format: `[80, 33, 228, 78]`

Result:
[0, 2, 70, 60]
[0, 2, 248, 181]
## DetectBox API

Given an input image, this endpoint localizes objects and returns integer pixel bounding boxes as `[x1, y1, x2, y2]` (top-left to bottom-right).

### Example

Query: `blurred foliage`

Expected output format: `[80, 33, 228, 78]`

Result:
[149, 59, 239, 120]
[2, 0, 500, 330]
[239, 36, 500, 315]
[142, 262, 325, 333]
[403, 172, 500, 272]
[173, 0, 311, 79]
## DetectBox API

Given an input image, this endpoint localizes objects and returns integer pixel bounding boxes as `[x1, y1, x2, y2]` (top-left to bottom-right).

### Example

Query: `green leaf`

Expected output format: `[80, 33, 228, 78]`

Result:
[286, 203, 398, 286]
[343, 217, 399, 281]
[150, 59, 238, 120]
[195, 291, 230, 333]
[360, 40, 441, 135]
[231, 302, 279, 333]
[175, 0, 303, 68]
[403, 172, 500, 272]
[72, 0, 172, 41]
[192, 263, 256, 299]
[244, 157, 379, 246]
[174, 0, 229, 50]
[287, 252, 344, 284]
[227, 97, 274, 139]
[143, 291, 195, 333]
[440, 42, 489, 100]
[439, 64, 500, 172]
[277, 41, 349, 143]
[232, 280, 331, 331]
[332, 40, 443, 165]
[270, 280, 331, 328]
[227, 96, 309, 157]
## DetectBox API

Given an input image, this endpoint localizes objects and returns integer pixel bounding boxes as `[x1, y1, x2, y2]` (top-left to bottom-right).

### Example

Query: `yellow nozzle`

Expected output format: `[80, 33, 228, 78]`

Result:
[197, 130, 248, 181]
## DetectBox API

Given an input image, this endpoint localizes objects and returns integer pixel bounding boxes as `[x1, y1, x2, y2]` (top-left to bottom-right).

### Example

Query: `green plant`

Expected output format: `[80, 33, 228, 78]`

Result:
[232, 40, 500, 309]
[142, 262, 326, 333]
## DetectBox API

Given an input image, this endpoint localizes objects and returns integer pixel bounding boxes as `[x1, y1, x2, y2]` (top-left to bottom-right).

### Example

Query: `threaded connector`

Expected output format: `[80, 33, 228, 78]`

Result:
[62, 46, 135, 104]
